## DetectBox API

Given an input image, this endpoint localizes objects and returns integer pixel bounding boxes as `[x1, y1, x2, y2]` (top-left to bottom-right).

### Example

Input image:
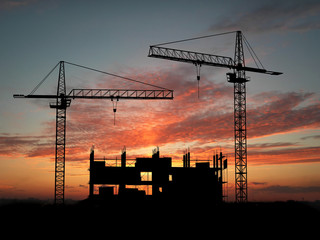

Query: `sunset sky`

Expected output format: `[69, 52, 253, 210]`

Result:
[1, 0, 320, 202]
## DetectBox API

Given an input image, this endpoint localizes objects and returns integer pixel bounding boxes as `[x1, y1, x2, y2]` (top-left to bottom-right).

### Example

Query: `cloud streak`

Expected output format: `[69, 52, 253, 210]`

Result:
[0, 0, 38, 10]
[248, 91, 320, 138]
[249, 146, 320, 165]
[209, 1, 320, 33]
[0, 134, 53, 158]
[257, 185, 320, 194]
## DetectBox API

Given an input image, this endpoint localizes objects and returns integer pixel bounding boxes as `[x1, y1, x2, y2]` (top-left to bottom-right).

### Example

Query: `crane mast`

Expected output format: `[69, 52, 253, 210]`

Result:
[14, 61, 173, 205]
[148, 31, 282, 203]
[51, 61, 69, 205]
[232, 31, 248, 202]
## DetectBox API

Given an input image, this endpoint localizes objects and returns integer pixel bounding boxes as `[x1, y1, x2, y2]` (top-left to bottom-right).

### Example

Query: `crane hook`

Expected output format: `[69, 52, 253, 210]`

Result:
[195, 63, 201, 99]
[111, 97, 119, 125]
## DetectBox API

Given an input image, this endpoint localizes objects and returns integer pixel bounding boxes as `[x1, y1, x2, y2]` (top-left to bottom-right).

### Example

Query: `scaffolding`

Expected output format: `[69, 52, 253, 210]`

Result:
[89, 147, 228, 204]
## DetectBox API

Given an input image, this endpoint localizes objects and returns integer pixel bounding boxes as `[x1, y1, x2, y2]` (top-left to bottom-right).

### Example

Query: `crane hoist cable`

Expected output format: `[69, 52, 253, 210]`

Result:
[195, 63, 201, 99]
[152, 30, 237, 47]
[111, 96, 119, 126]
[29, 62, 60, 95]
[64, 61, 169, 90]
[242, 34, 265, 70]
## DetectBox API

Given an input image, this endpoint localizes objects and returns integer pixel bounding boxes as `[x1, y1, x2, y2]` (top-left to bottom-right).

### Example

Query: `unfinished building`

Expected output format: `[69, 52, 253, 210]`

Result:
[89, 147, 227, 204]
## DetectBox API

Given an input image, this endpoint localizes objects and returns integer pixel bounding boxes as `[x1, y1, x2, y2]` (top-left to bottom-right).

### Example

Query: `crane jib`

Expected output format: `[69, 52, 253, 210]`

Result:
[148, 46, 282, 75]
[13, 89, 174, 100]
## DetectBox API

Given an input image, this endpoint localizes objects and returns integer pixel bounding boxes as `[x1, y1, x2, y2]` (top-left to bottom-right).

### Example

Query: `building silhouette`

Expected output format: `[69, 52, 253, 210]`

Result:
[89, 147, 227, 204]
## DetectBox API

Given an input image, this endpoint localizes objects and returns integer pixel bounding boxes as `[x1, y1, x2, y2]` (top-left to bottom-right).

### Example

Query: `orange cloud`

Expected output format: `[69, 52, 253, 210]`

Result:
[248, 146, 320, 165]
[2, 66, 320, 168]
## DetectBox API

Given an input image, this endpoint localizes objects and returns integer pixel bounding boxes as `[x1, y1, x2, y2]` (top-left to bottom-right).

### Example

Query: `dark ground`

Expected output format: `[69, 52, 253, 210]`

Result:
[1, 198, 319, 235]
[1, 198, 319, 220]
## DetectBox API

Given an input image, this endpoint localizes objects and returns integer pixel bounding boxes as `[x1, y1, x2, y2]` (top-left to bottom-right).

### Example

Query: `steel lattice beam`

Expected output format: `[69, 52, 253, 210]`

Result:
[148, 46, 282, 76]
[233, 82, 248, 202]
[68, 89, 173, 99]
[233, 31, 248, 202]
[14, 90, 174, 100]
[149, 46, 234, 69]
[53, 61, 67, 205]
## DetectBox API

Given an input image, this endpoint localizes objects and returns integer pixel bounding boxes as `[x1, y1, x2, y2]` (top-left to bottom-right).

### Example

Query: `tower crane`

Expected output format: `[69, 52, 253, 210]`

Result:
[148, 31, 282, 202]
[13, 61, 173, 205]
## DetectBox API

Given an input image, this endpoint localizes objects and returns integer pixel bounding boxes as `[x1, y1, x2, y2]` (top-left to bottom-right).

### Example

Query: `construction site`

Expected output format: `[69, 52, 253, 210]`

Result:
[13, 31, 283, 207]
